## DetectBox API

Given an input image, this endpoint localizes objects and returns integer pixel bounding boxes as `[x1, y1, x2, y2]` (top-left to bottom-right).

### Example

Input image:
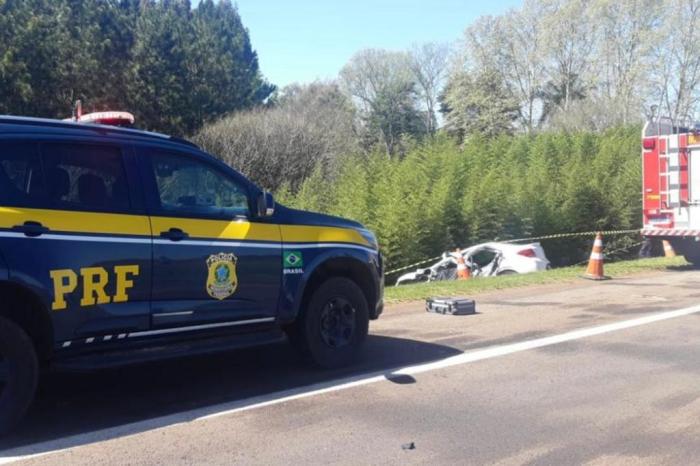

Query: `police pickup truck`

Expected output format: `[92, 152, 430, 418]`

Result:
[0, 113, 383, 434]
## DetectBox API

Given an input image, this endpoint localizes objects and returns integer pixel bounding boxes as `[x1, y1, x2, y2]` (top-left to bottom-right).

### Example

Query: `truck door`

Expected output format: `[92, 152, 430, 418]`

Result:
[0, 140, 152, 344]
[136, 147, 282, 331]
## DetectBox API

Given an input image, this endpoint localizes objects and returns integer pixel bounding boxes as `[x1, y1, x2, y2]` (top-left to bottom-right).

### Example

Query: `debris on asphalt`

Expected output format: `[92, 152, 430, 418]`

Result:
[402, 442, 416, 450]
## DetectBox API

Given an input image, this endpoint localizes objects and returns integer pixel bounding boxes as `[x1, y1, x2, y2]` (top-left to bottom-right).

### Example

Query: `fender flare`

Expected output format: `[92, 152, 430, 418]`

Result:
[0, 279, 54, 361]
[281, 247, 380, 323]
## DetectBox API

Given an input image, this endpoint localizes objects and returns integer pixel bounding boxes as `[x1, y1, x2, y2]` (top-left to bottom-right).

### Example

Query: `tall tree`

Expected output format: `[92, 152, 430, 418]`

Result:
[127, 0, 194, 134]
[592, 0, 661, 125]
[409, 42, 450, 134]
[441, 67, 519, 141]
[0, 0, 72, 116]
[651, 0, 700, 125]
[0, 0, 273, 134]
[189, 0, 274, 125]
[340, 49, 426, 156]
[462, 3, 548, 132]
[540, 0, 596, 115]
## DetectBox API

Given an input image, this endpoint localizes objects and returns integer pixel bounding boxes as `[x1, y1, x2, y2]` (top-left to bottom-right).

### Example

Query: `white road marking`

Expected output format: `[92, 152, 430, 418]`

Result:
[3, 303, 700, 464]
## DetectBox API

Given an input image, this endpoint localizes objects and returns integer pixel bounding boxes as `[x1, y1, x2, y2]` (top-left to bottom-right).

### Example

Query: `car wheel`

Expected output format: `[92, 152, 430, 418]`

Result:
[0, 316, 39, 436]
[497, 270, 518, 276]
[292, 277, 369, 369]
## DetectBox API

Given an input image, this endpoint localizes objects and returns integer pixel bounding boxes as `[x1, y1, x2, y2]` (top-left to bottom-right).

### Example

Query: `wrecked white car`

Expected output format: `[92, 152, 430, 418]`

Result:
[395, 242, 550, 286]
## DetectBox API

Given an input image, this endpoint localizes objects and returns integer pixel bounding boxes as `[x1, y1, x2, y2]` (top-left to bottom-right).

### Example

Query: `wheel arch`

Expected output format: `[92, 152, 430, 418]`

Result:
[0, 281, 54, 362]
[296, 255, 379, 321]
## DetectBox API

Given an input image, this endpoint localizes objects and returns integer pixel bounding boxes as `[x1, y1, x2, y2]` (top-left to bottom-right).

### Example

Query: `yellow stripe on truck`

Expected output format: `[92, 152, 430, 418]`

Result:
[150, 216, 281, 242]
[0, 207, 151, 236]
[0, 207, 370, 247]
[152, 217, 370, 246]
[280, 225, 370, 246]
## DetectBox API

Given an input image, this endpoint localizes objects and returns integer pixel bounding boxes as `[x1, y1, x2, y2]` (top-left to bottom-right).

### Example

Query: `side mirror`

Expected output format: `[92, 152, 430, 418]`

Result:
[256, 191, 275, 218]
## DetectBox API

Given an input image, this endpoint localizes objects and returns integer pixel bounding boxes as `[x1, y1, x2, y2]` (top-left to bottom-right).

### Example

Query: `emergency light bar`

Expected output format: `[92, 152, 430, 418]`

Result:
[62, 100, 135, 127]
[76, 111, 135, 127]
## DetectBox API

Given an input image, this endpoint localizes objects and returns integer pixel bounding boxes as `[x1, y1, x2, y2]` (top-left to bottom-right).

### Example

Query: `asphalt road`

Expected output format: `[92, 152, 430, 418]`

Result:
[4, 269, 700, 465]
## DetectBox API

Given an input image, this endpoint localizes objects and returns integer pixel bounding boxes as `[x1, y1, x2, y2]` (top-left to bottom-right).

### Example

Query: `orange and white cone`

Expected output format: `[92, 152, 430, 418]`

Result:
[662, 240, 676, 258]
[454, 249, 471, 280]
[582, 232, 609, 280]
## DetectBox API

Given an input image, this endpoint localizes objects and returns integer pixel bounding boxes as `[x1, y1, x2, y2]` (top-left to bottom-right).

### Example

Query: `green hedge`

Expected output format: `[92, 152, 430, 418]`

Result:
[276, 128, 643, 272]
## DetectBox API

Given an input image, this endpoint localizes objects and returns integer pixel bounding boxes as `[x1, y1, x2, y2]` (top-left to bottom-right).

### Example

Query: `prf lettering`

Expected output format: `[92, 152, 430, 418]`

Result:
[50, 265, 140, 311]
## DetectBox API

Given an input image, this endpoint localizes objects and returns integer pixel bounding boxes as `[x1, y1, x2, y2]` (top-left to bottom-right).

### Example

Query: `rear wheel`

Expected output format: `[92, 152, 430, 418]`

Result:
[0, 316, 38, 435]
[290, 277, 369, 369]
[684, 254, 700, 268]
[681, 242, 700, 267]
[669, 238, 700, 268]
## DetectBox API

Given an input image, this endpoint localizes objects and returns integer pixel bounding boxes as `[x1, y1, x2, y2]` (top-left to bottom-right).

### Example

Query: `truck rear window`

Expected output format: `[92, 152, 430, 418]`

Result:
[0, 141, 131, 212]
[0, 143, 44, 206]
[41, 143, 131, 211]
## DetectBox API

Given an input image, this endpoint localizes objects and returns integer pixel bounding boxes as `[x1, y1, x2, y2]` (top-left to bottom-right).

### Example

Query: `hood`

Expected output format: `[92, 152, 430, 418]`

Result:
[274, 204, 365, 230]
[273, 204, 378, 250]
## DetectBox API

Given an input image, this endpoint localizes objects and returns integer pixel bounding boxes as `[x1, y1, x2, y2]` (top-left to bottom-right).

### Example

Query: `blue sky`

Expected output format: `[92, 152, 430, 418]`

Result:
[194, 0, 523, 88]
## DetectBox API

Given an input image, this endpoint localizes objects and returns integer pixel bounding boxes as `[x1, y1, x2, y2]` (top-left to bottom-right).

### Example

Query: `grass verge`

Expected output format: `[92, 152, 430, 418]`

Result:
[384, 256, 690, 304]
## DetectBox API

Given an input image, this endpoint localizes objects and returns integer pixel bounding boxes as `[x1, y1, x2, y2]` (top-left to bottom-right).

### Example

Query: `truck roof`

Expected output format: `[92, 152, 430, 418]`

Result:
[0, 115, 199, 149]
[643, 118, 694, 138]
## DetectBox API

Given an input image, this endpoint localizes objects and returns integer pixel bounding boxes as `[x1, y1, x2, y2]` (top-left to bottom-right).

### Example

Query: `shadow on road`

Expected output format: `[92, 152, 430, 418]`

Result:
[0, 334, 461, 455]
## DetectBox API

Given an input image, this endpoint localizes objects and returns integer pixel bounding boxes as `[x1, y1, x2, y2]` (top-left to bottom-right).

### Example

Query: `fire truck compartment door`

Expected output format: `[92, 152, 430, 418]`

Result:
[691, 149, 700, 204]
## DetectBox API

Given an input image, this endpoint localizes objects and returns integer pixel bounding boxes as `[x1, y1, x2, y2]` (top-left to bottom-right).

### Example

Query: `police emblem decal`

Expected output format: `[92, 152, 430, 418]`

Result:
[206, 252, 238, 300]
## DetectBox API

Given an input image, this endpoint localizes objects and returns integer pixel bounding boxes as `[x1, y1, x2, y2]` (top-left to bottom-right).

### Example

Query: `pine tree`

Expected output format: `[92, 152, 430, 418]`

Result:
[190, 0, 274, 125]
[127, 0, 194, 134]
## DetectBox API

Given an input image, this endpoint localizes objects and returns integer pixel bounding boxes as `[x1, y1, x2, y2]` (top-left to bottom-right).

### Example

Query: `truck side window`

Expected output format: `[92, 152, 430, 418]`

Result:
[0, 143, 45, 206]
[149, 152, 249, 218]
[41, 143, 130, 212]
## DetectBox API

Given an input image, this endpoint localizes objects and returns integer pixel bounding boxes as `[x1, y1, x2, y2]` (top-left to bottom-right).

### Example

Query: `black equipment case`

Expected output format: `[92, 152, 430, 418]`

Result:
[425, 297, 476, 315]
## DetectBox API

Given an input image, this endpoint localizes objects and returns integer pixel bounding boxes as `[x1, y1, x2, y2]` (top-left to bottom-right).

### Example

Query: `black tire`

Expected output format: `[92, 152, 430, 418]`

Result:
[290, 277, 369, 369]
[668, 238, 700, 267]
[684, 254, 700, 268]
[681, 243, 700, 268]
[0, 316, 39, 436]
[497, 270, 518, 276]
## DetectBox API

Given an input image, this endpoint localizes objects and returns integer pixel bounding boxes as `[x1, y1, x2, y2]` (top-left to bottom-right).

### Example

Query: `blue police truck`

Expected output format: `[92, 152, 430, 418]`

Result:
[0, 113, 384, 434]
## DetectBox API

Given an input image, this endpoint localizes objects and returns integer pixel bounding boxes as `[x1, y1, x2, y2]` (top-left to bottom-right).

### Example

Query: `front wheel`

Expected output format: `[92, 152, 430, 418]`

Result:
[0, 316, 39, 436]
[290, 277, 369, 369]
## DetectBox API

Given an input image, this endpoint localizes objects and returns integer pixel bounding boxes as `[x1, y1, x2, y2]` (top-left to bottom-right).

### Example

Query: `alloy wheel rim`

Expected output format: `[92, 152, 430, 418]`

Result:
[319, 297, 356, 349]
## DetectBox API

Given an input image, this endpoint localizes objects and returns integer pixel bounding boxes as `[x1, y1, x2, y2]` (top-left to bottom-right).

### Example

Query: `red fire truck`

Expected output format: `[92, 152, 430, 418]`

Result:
[641, 118, 700, 264]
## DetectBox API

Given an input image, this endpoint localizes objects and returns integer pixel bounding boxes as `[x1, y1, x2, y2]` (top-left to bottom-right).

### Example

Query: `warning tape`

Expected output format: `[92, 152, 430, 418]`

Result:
[574, 241, 644, 266]
[384, 229, 641, 275]
[502, 229, 640, 244]
[384, 254, 446, 275]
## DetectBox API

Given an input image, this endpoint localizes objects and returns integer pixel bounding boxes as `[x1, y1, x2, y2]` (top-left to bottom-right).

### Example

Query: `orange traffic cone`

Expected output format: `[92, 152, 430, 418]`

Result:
[454, 249, 471, 280]
[583, 232, 609, 280]
[662, 240, 676, 258]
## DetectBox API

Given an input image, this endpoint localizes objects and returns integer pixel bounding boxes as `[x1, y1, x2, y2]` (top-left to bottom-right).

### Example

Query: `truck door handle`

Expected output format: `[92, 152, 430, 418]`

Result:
[160, 228, 189, 242]
[12, 221, 49, 237]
